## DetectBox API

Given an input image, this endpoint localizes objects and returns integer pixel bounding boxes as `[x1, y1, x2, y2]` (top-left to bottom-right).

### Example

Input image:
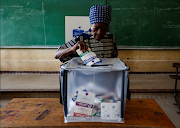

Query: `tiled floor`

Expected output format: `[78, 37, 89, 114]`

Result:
[0, 73, 180, 127]
[155, 98, 180, 128]
[1, 74, 180, 90]
[0, 74, 60, 90]
[130, 74, 180, 90]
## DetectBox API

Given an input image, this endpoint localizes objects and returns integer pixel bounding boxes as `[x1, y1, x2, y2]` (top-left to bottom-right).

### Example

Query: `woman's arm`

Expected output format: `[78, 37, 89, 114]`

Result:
[54, 41, 88, 59]
[54, 47, 73, 59]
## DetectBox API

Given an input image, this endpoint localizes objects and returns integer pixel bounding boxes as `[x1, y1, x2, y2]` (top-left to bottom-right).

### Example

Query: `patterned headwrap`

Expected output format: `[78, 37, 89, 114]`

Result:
[89, 5, 111, 25]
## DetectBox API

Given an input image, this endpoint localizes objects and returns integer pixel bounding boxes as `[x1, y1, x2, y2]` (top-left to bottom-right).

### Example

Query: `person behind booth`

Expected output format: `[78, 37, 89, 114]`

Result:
[54, 5, 131, 100]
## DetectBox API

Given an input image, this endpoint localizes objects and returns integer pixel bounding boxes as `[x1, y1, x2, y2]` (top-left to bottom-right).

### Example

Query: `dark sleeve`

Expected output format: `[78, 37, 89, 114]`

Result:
[56, 36, 80, 63]
[59, 52, 79, 63]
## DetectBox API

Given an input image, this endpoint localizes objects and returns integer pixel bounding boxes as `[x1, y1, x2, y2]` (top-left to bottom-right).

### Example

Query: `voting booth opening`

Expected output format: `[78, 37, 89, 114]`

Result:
[60, 57, 129, 123]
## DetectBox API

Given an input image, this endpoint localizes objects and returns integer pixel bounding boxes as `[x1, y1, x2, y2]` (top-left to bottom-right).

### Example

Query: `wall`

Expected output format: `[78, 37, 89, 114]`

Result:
[1, 49, 62, 72]
[118, 50, 180, 72]
[1, 49, 180, 72]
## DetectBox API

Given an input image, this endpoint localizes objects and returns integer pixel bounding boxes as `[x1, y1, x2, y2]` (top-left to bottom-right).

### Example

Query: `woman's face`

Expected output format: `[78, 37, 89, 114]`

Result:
[91, 23, 109, 41]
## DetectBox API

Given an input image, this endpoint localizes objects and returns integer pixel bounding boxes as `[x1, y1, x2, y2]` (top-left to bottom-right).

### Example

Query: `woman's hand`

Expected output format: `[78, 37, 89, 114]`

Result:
[71, 41, 88, 53]
[54, 41, 89, 59]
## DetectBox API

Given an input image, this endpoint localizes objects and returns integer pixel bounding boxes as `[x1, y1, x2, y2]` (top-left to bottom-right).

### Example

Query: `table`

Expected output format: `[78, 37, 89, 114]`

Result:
[0, 98, 175, 128]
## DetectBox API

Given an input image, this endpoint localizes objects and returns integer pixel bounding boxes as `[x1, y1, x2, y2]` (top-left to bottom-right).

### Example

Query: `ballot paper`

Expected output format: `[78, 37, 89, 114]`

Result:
[76, 48, 101, 66]
[92, 102, 101, 116]
[92, 97, 104, 116]
[74, 91, 95, 118]
[101, 102, 121, 120]
[93, 97, 119, 117]
[69, 86, 87, 102]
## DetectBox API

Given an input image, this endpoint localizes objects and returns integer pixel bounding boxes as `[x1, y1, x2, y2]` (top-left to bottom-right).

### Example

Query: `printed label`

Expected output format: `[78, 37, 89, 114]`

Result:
[76, 102, 94, 108]
[74, 112, 91, 118]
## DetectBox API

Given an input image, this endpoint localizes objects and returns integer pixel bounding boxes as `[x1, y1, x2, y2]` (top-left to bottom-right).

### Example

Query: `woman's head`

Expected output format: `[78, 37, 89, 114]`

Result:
[89, 5, 111, 40]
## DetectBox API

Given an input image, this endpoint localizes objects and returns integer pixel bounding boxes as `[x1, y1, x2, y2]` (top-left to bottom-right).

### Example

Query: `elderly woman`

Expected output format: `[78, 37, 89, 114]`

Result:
[54, 5, 118, 62]
[55, 5, 131, 100]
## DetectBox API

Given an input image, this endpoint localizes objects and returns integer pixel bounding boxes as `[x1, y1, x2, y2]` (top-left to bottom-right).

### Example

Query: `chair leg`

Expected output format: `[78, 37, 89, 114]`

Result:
[174, 66, 180, 114]
[174, 79, 177, 98]
[174, 67, 178, 99]
[127, 78, 131, 100]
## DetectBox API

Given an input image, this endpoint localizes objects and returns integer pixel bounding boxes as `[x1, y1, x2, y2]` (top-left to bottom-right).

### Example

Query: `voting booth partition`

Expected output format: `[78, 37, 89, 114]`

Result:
[60, 57, 129, 123]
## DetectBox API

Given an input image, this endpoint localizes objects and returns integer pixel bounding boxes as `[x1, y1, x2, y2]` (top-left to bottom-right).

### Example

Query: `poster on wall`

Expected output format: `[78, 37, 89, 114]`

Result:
[65, 16, 90, 43]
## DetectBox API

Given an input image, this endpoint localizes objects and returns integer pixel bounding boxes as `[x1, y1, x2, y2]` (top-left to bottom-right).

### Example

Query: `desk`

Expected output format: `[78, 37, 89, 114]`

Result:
[0, 98, 175, 128]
